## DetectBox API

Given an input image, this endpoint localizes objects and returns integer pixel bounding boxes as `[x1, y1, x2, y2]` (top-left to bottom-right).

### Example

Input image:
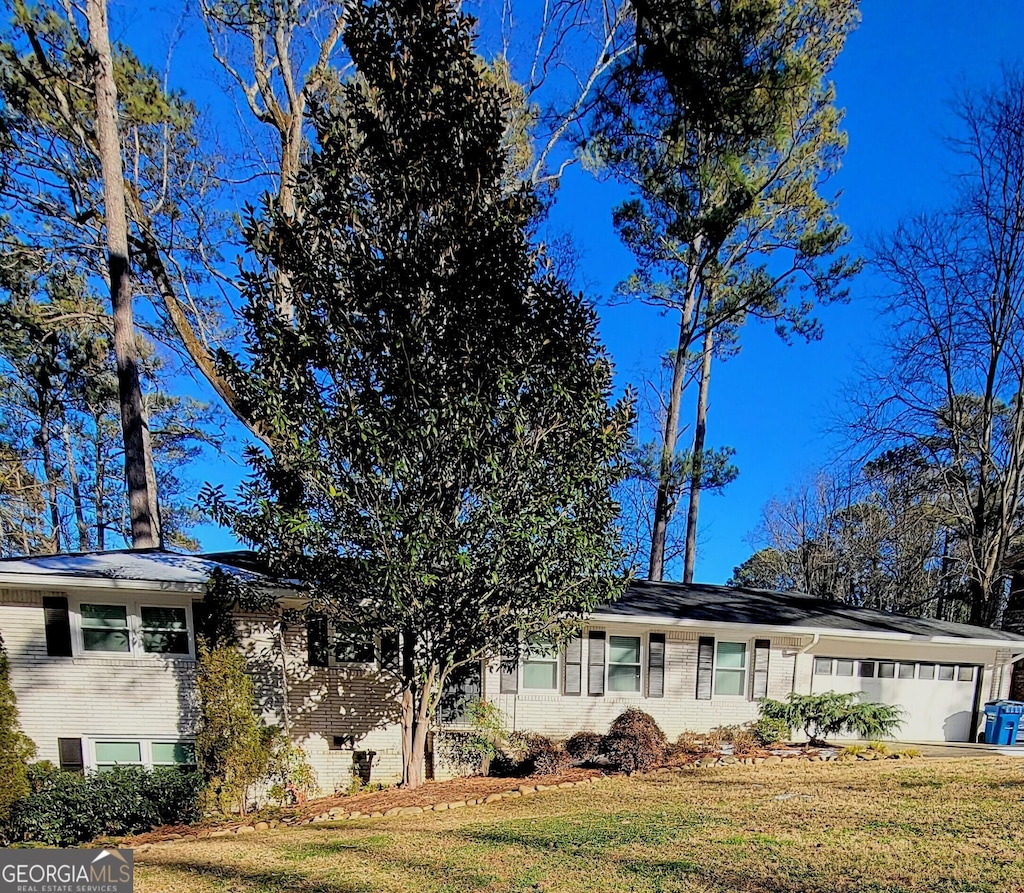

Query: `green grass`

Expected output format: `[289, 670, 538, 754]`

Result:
[135, 758, 1024, 893]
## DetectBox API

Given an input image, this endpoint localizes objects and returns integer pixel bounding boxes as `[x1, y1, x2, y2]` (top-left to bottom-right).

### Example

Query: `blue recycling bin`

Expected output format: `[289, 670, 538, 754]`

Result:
[983, 701, 1024, 745]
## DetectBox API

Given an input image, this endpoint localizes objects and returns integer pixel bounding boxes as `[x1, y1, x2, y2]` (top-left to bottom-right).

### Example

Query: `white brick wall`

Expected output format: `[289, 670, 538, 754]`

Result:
[4, 587, 1021, 791]
[487, 623, 797, 738]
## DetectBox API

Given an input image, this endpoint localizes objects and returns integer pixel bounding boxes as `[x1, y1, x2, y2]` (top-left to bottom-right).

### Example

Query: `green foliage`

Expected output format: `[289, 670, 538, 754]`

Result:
[195, 644, 274, 815]
[436, 700, 510, 777]
[752, 715, 790, 747]
[564, 731, 603, 764]
[0, 631, 34, 836]
[601, 708, 667, 773]
[266, 742, 319, 804]
[759, 692, 903, 744]
[8, 767, 202, 846]
[206, 0, 633, 785]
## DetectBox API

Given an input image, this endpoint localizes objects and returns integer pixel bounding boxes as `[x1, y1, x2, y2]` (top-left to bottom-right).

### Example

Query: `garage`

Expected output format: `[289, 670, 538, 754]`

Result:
[810, 655, 981, 742]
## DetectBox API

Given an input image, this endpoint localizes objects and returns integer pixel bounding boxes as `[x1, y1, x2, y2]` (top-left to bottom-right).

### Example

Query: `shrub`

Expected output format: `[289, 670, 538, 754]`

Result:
[672, 731, 706, 755]
[564, 731, 603, 764]
[196, 644, 275, 815]
[729, 725, 759, 756]
[752, 715, 790, 747]
[866, 740, 890, 754]
[601, 708, 667, 773]
[9, 767, 203, 846]
[758, 692, 902, 745]
[523, 735, 572, 776]
[266, 742, 319, 805]
[0, 631, 35, 838]
[435, 731, 484, 776]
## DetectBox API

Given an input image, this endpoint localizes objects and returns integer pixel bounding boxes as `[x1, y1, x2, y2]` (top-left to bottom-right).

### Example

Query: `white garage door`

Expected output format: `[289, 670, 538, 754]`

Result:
[810, 656, 980, 742]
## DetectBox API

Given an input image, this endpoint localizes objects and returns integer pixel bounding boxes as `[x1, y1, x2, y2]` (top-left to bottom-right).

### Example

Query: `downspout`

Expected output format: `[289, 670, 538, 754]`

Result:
[276, 616, 292, 739]
[791, 634, 820, 695]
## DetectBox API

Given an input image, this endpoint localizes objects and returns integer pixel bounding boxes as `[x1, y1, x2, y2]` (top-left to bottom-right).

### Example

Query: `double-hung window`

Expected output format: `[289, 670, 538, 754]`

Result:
[714, 642, 747, 696]
[522, 645, 558, 690]
[76, 600, 193, 659]
[608, 635, 641, 692]
[81, 604, 130, 653]
[330, 624, 376, 665]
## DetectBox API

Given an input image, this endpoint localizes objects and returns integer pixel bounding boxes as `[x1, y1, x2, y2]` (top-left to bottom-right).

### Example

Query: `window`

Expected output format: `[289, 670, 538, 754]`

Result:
[835, 659, 855, 677]
[859, 661, 876, 678]
[957, 665, 976, 682]
[140, 607, 189, 654]
[95, 741, 142, 771]
[523, 645, 558, 690]
[918, 663, 936, 679]
[81, 604, 130, 653]
[714, 642, 747, 696]
[330, 624, 376, 664]
[93, 740, 195, 771]
[152, 742, 196, 769]
[898, 663, 915, 679]
[878, 661, 896, 679]
[608, 636, 641, 692]
[938, 664, 956, 681]
[74, 600, 193, 659]
[813, 657, 833, 676]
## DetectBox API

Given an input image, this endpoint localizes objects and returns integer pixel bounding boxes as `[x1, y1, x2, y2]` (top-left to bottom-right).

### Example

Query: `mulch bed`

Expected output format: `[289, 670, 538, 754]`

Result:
[122, 767, 602, 846]
[292, 766, 602, 819]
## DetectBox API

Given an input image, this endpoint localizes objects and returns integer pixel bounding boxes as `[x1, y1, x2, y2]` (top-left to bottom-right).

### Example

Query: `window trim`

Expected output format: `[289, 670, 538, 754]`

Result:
[326, 623, 378, 668]
[69, 597, 195, 661]
[607, 634, 642, 694]
[712, 640, 749, 698]
[85, 738, 196, 772]
[522, 644, 559, 691]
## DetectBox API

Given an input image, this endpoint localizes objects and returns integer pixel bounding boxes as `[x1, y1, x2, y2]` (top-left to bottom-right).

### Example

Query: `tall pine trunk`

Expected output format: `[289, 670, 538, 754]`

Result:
[86, 0, 161, 550]
[683, 326, 713, 584]
[648, 236, 702, 581]
[37, 400, 61, 553]
[61, 417, 90, 551]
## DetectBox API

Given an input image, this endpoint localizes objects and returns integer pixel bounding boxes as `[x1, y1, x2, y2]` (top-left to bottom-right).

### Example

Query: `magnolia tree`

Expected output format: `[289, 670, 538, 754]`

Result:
[206, 0, 633, 789]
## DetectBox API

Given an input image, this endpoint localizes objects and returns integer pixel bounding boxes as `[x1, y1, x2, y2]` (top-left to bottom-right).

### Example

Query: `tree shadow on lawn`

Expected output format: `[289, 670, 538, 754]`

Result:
[140, 857, 374, 893]
[143, 833, 498, 893]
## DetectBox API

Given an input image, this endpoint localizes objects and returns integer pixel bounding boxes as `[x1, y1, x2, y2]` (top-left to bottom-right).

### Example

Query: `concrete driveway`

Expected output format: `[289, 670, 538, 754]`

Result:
[898, 741, 1024, 758]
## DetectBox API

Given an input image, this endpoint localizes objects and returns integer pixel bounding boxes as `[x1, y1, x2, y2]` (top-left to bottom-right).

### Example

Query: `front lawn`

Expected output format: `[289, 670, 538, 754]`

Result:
[135, 757, 1024, 893]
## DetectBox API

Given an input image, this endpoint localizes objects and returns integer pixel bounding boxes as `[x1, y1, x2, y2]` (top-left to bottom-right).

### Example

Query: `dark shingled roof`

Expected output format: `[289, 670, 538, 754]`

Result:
[596, 580, 1024, 644]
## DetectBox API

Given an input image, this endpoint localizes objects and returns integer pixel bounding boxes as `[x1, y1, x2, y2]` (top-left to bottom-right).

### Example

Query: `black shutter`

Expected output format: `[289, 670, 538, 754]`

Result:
[57, 737, 84, 773]
[588, 631, 606, 696]
[752, 639, 771, 699]
[306, 614, 330, 667]
[648, 633, 666, 698]
[499, 640, 519, 694]
[43, 596, 72, 657]
[697, 636, 714, 700]
[562, 636, 582, 696]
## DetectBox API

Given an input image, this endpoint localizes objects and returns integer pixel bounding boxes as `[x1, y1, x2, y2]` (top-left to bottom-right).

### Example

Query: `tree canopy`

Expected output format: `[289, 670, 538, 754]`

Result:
[206, 0, 633, 788]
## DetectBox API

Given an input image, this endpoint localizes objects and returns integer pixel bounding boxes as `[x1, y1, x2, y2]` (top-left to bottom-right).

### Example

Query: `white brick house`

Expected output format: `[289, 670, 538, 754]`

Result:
[1, 549, 1023, 794]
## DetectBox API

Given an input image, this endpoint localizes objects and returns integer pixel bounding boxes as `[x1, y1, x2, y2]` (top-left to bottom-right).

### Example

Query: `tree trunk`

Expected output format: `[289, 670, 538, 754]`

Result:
[93, 410, 106, 551]
[86, 0, 161, 550]
[683, 326, 714, 584]
[648, 237, 702, 581]
[61, 417, 90, 551]
[36, 395, 61, 554]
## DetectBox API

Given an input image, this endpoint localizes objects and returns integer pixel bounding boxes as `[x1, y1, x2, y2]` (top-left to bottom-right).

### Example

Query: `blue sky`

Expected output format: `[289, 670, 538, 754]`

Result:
[126, 1, 1023, 581]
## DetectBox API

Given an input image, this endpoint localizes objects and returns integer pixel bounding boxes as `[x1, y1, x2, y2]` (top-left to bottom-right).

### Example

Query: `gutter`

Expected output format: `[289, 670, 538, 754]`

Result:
[791, 634, 819, 695]
[591, 610, 1024, 651]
